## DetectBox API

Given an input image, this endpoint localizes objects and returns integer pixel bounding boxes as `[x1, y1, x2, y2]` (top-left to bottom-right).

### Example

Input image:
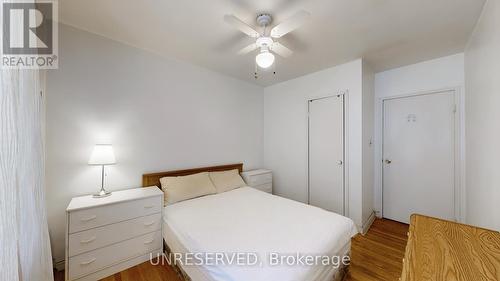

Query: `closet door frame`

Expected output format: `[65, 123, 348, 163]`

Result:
[307, 90, 349, 216]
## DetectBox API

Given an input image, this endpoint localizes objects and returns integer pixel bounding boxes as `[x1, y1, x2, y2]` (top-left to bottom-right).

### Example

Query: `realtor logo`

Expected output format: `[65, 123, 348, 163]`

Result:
[1, 0, 58, 69]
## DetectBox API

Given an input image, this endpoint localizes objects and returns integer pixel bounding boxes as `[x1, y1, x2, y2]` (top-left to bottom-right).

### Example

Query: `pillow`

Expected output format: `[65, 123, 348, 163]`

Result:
[160, 172, 216, 205]
[209, 169, 246, 193]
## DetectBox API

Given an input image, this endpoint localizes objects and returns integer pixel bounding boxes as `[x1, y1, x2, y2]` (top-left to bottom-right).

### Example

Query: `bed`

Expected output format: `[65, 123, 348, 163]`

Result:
[143, 164, 357, 281]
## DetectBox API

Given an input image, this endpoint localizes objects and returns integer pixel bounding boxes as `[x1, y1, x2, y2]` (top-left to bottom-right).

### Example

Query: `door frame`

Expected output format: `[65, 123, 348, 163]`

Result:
[307, 91, 349, 216]
[378, 87, 465, 222]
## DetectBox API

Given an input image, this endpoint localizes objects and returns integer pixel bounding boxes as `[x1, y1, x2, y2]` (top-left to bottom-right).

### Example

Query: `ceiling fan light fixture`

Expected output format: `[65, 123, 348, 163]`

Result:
[225, 11, 310, 72]
[256, 50, 275, 69]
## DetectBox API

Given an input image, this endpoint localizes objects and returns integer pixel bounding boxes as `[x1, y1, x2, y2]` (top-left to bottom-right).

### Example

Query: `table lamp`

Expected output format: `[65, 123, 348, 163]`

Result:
[88, 144, 116, 198]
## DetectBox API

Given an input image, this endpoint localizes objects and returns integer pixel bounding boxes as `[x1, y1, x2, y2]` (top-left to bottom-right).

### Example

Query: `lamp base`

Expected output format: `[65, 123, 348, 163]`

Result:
[93, 189, 112, 198]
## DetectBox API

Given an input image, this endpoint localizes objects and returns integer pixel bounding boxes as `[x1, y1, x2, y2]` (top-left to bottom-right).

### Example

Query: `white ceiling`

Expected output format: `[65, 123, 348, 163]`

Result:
[59, 0, 485, 86]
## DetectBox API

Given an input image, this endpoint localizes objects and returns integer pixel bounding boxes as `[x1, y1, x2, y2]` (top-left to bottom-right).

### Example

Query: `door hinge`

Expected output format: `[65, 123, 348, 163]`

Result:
[453, 104, 457, 113]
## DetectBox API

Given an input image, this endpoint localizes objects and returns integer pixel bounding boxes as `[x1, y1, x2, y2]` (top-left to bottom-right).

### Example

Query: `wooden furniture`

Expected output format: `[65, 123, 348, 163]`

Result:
[401, 214, 500, 281]
[240, 169, 272, 193]
[65, 187, 163, 281]
[142, 163, 243, 188]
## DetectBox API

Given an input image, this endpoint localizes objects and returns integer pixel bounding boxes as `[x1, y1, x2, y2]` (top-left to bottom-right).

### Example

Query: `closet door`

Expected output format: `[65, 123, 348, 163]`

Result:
[308, 96, 344, 215]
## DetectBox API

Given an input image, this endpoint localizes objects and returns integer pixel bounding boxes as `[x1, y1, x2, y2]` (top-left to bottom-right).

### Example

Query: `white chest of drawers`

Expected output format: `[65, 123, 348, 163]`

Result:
[65, 187, 163, 281]
[241, 169, 273, 193]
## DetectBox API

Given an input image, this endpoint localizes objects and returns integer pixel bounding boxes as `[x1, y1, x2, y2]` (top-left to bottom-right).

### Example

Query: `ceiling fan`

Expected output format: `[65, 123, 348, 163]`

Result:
[224, 11, 310, 70]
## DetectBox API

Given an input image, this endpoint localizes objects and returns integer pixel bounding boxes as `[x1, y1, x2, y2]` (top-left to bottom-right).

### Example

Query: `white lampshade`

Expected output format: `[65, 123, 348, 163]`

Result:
[88, 144, 116, 165]
[256, 50, 275, 69]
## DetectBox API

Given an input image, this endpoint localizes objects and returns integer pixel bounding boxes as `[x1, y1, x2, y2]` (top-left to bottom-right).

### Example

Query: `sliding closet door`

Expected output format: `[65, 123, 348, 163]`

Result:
[308, 96, 344, 215]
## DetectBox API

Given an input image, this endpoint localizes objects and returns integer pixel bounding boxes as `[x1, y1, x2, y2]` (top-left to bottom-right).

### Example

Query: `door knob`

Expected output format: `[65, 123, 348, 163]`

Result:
[337, 160, 343, 165]
[385, 159, 392, 164]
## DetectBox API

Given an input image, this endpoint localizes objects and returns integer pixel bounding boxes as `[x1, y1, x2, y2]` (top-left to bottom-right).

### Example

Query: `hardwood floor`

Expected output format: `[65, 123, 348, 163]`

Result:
[345, 219, 409, 281]
[54, 219, 408, 281]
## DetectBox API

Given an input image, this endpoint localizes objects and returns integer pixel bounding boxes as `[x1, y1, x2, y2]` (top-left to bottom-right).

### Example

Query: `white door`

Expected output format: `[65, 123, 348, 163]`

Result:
[383, 91, 455, 224]
[308, 96, 344, 215]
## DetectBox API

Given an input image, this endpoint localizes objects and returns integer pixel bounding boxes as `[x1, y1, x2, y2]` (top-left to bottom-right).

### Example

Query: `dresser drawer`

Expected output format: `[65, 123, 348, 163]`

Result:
[69, 196, 162, 233]
[253, 183, 272, 193]
[68, 230, 161, 280]
[68, 213, 162, 257]
[247, 173, 272, 186]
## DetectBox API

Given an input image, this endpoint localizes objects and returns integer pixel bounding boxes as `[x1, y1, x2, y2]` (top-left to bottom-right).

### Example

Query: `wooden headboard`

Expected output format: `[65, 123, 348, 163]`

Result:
[142, 163, 243, 188]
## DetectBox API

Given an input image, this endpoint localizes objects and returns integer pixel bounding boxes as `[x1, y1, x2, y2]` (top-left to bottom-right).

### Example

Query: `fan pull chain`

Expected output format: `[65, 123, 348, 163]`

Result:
[254, 62, 258, 79]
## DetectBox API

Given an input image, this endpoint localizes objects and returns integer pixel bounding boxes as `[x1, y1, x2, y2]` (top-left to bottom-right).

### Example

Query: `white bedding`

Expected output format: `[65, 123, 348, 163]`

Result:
[163, 187, 357, 281]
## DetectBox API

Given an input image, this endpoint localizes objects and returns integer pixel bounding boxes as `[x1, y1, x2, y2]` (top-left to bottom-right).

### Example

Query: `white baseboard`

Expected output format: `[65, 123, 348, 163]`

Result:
[54, 259, 65, 271]
[361, 211, 376, 235]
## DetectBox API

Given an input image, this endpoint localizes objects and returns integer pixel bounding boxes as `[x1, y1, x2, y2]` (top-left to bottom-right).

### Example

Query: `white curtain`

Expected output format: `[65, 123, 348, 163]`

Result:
[0, 68, 54, 280]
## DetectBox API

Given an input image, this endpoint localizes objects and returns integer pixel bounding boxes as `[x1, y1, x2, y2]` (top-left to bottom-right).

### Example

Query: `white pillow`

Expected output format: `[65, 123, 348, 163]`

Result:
[160, 172, 216, 205]
[209, 169, 246, 193]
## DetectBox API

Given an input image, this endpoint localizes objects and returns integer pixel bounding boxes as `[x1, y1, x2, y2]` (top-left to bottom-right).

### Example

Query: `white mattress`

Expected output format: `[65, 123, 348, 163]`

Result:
[163, 187, 357, 281]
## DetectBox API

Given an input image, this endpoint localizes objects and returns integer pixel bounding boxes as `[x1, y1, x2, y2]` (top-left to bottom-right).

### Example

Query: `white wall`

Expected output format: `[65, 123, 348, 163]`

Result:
[263, 59, 373, 230]
[46, 24, 264, 262]
[464, 0, 500, 231]
[373, 54, 465, 218]
[361, 61, 375, 230]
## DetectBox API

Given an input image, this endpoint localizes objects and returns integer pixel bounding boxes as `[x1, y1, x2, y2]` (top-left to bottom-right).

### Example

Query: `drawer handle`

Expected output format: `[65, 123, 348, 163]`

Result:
[144, 205, 155, 209]
[144, 239, 155, 245]
[80, 236, 96, 244]
[80, 215, 97, 222]
[144, 221, 155, 226]
[80, 258, 96, 266]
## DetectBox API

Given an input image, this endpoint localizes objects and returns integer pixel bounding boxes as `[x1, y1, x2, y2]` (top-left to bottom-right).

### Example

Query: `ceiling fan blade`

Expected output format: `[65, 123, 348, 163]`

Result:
[270, 10, 310, 38]
[237, 43, 259, 55]
[224, 15, 260, 38]
[270, 42, 293, 58]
